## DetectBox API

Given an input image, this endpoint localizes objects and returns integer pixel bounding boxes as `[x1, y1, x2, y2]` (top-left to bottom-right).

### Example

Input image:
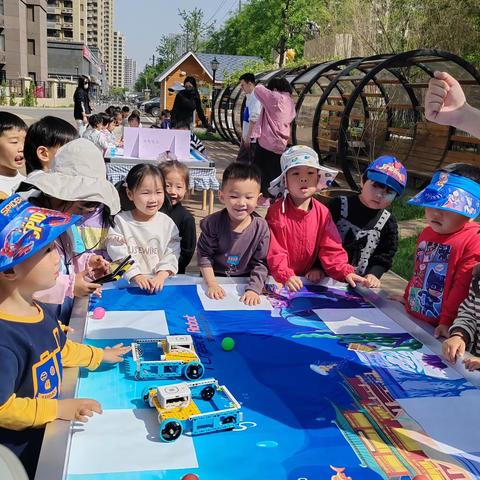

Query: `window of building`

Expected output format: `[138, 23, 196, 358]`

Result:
[27, 39, 35, 55]
[81, 33, 84, 41]
[80, 19, 84, 26]
[27, 5, 35, 22]
[28, 72, 36, 83]
[0, 0, 4, 16]
[0, 34, 4, 51]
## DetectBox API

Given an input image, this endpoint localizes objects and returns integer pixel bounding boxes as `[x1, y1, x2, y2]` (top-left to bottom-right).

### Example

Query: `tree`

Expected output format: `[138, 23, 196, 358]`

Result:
[156, 34, 182, 67]
[178, 7, 214, 53]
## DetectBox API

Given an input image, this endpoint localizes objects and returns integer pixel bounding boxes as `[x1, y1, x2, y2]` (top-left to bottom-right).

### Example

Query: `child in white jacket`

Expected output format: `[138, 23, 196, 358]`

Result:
[106, 163, 180, 293]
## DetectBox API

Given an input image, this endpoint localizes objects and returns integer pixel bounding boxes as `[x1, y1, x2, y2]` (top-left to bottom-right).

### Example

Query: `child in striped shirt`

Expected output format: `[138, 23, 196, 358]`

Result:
[443, 264, 480, 371]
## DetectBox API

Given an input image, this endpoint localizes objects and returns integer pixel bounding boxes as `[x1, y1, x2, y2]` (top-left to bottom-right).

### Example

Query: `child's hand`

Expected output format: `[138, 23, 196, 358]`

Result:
[131, 274, 151, 291]
[463, 356, 480, 372]
[240, 289, 260, 306]
[74, 271, 102, 297]
[305, 268, 324, 283]
[148, 271, 170, 293]
[102, 343, 131, 363]
[88, 255, 109, 279]
[364, 274, 381, 289]
[345, 273, 369, 288]
[285, 275, 303, 292]
[442, 335, 466, 363]
[207, 284, 226, 300]
[57, 398, 102, 423]
[434, 324, 450, 339]
[425, 71, 467, 126]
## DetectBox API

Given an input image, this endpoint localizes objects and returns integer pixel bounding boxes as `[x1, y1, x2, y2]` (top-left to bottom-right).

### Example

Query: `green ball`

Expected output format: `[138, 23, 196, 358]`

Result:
[221, 337, 235, 351]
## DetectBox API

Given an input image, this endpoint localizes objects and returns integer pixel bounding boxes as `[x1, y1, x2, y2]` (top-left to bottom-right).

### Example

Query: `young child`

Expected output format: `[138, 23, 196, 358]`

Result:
[24, 116, 78, 174]
[328, 156, 407, 288]
[23, 139, 120, 319]
[127, 112, 141, 128]
[197, 162, 270, 306]
[82, 114, 111, 153]
[0, 194, 130, 478]
[159, 160, 196, 274]
[442, 264, 480, 370]
[404, 163, 480, 338]
[121, 105, 130, 126]
[160, 109, 171, 129]
[266, 145, 369, 292]
[106, 163, 180, 293]
[0, 112, 28, 198]
[100, 113, 120, 147]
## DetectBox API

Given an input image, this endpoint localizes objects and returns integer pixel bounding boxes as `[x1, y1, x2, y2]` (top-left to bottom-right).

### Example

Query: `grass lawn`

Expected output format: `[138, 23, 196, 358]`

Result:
[392, 235, 418, 279]
[388, 197, 424, 221]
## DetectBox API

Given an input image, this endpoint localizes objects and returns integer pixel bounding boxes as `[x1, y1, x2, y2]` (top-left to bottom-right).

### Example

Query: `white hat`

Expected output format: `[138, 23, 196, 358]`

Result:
[24, 138, 121, 214]
[268, 145, 338, 198]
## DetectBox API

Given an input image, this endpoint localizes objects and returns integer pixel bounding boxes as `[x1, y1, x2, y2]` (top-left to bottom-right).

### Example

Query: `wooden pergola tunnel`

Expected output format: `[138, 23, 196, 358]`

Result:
[213, 49, 480, 191]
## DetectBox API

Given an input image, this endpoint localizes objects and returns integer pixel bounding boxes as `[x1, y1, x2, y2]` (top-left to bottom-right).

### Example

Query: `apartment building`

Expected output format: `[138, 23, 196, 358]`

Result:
[0, 0, 48, 82]
[112, 30, 124, 88]
[124, 57, 136, 90]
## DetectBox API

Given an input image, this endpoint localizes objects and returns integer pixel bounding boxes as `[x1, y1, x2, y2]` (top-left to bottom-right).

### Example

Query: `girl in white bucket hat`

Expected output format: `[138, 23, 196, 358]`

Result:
[22, 139, 121, 322]
[265, 145, 372, 292]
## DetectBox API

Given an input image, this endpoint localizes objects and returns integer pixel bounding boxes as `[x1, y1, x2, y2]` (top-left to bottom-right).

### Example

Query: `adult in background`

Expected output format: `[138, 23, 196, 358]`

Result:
[171, 76, 209, 129]
[73, 75, 93, 136]
[237, 72, 262, 164]
[252, 77, 296, 204]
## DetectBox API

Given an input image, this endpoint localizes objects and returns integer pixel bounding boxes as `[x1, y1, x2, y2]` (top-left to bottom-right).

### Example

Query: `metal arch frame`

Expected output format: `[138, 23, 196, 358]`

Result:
[212, 86, 227, 141]
[338, 49, 480, 190]
[291, 58, 361, 145]
[228, 83, 245, 143]
[215, 86, 234, 142]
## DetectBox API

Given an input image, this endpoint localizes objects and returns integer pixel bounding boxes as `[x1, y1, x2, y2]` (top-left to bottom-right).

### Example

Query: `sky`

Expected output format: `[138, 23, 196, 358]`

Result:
[115, 0, 240, 72]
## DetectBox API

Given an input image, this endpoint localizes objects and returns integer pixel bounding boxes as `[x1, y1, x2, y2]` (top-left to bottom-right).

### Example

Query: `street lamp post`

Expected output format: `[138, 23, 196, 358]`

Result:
[210, 57, 219, 129]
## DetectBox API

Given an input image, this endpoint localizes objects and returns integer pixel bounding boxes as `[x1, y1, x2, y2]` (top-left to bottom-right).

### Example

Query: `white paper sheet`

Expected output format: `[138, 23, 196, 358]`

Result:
[397, 391, 480, 454]
[67, 408, 198, 474]
[197, 284, 273, 311]
[313, 307, 406, 334]
[86, 310, 168, 339]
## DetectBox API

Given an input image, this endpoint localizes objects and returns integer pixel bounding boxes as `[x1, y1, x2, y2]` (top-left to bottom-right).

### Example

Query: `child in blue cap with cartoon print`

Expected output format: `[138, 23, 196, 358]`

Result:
[0, 195, 130, 478]
[404, 163, 480, 339]
[329, 155, 407, 288]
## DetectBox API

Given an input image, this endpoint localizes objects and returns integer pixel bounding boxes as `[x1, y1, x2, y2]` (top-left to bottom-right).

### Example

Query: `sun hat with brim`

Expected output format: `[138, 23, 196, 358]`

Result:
[408, 171, 480, 219]
[365, 155, 407, 196]
[268, 145, 338, 198]
[0, 194, 80, 272]
[24, 138, 121, 214]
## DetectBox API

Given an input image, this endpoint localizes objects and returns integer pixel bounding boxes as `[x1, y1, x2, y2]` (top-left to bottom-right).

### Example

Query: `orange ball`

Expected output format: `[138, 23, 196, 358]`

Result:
[181, 475, 199, 480]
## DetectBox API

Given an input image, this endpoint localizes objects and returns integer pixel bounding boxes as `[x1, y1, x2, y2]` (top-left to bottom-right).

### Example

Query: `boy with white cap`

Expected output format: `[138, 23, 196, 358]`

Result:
[0, 195, 129, 478]
[404, 163, 480, 338]
[266, 145, 370, 292]
[329, 155, 407, 288]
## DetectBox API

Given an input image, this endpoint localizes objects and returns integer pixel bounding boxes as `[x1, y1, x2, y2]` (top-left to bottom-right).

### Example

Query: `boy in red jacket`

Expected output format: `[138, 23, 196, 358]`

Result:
[405, 163, 480, 338]
[266, 145, 370, 292]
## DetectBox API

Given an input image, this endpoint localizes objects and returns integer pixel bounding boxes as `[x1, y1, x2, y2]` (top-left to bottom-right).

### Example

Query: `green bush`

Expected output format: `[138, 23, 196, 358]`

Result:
[21, 84, 37, 107]
[9, 91, 16, 106]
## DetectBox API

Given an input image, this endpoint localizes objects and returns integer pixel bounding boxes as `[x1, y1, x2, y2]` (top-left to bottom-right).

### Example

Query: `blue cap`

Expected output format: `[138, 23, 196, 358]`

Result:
[408, 171, 480, 219]
[365, 156, 407, 196]
[0, 195, 80, 272]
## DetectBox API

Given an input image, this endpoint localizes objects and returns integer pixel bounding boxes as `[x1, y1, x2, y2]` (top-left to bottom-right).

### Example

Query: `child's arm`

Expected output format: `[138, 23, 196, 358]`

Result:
[425, 71, 480, 138]
[364, 216, 399, 285]
[316, 211, 356, 282]
[197, 216, 225, 299]
[61, 340, 104, 370]
[242, 227, 270, 305]
[265, 210, 295, 285]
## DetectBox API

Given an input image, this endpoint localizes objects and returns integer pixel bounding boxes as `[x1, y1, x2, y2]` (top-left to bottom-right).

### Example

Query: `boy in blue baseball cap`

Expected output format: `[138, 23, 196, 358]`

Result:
[329, 155, 407, 288]
[0, 194, 130, 478]
[404, 163, 480, 339]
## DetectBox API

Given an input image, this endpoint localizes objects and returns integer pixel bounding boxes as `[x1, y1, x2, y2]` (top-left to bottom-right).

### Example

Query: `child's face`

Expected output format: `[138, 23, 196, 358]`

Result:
[107, 121, 116, 132]
[0, 128, 26, 176]
[9, 243, 60, 294]
[36, 145, 61, 171]
[127, 174, 164, 218]
[286, 166, 318, 202]
[220, 178, 261, 225]
[128, 119, 140, 128]
[165, 170, 187, 205]
[360, 179, 396, 210]
[425, 207, 470, 235]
